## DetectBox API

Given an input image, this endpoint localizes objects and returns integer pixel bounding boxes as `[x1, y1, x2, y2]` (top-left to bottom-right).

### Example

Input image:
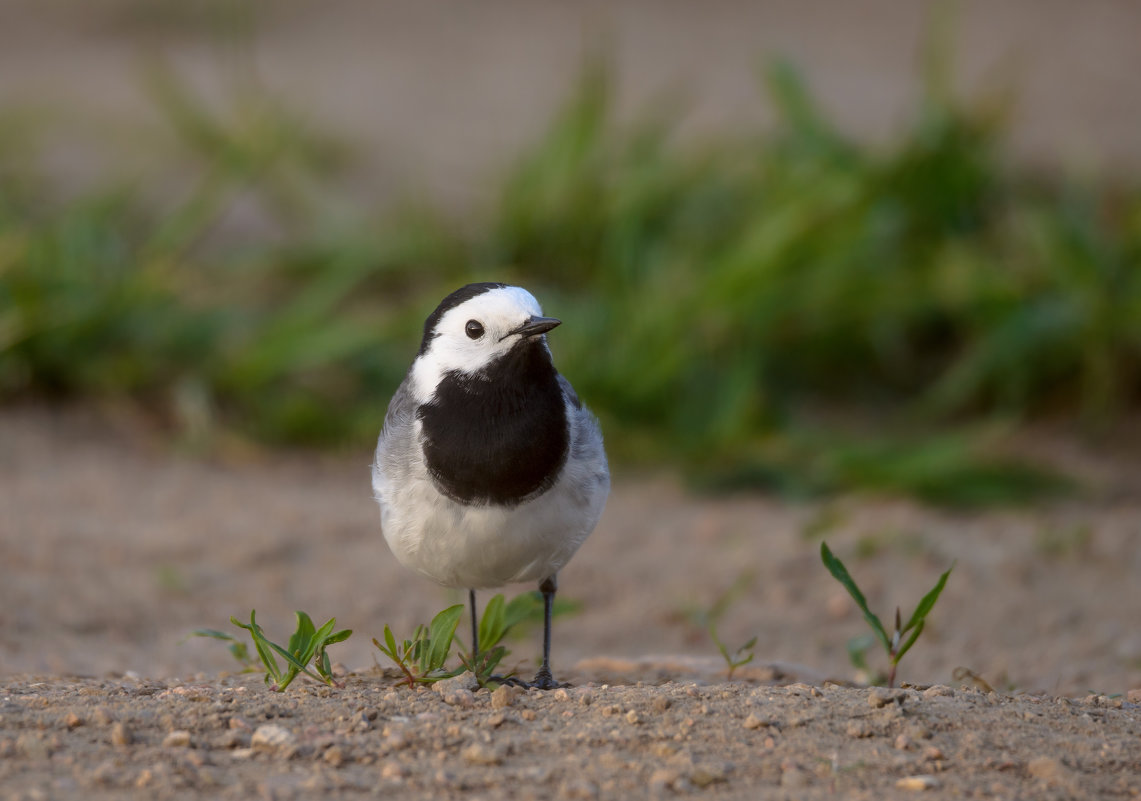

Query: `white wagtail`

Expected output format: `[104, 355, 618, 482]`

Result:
[372, 282, 610, 688]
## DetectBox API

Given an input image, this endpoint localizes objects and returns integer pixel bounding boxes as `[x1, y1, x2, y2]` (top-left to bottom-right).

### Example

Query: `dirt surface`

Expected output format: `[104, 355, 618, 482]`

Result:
[3, 404, 1141, 798]
[3, 674, 1140, 801]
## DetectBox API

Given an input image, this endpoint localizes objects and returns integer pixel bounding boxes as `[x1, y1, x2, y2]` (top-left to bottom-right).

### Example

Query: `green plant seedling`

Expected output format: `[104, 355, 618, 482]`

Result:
[821, 542, 953, 688]
[373, 604, 464, 688]
[711, 625, 757, 680]
[186, 627, 260, 672]
[228, 610, 352, 692]
[456, 593, 539, 687]
[683, 572, 759, 680]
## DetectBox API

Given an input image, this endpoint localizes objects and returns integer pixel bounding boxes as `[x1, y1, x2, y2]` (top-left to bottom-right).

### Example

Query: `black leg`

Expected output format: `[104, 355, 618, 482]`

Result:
[466, 587, 528, 688]
[531, 575, 565, 689]
[469, 588, 479, 658]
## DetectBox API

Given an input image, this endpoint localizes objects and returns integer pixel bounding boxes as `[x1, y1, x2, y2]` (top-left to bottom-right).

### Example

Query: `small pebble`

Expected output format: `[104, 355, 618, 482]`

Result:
[162, 730, 191, 748]
[652, 696, 671, 713]
[553, 688, 571, 702]
[625, 710, 641, 725]
[868, 688, 901, 708]
[924, 685, 955, 699]
[578, 690, 594, 707]
[742, 714, 764, 730]
[433, 674, 478, 694]
[442, 690, 474, 708]
[846, 720, 873, 738]
[1027, 756, 1068, 783]
[251, 724, 295, 753]
[380, 761, 407, 780]
[64, 713, 83, 729]
[462, 743, 503, 766]
[491, 686, 514, 710]
[689, 763, 728, 787]
[91, 759, 122, 785]
[110, 722, 132, 747]
[896, 775, 940, 791]
[91, 708, 114, 727]
[780, 762, 810, 789]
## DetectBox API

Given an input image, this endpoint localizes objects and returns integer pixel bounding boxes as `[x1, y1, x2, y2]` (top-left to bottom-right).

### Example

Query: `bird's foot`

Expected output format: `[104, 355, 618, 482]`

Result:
[485, 674, 530, 689]
[528, 667, 570, 690]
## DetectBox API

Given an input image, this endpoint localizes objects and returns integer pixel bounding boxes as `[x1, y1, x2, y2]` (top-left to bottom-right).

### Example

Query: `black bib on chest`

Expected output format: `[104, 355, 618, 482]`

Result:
[418, 341, 569, 507]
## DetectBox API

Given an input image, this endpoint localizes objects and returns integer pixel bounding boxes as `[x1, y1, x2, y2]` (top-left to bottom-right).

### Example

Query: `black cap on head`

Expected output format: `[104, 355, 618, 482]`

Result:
[418, 282, 507, 356]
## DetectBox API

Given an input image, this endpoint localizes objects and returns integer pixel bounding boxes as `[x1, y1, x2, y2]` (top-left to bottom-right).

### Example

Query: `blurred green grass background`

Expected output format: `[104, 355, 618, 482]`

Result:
[1, 40, 1137, 505]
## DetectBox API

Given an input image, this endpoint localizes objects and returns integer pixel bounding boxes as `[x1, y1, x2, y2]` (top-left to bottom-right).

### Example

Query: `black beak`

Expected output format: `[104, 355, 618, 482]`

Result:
[502, 316, 561, 341]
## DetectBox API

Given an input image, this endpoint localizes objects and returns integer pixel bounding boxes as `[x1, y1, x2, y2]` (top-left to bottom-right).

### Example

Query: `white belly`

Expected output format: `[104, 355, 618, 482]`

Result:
[372, 458, 605, 589]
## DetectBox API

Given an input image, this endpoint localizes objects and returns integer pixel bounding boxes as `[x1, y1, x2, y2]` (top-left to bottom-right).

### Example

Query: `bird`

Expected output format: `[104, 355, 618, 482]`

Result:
[372, 282, 610, 688]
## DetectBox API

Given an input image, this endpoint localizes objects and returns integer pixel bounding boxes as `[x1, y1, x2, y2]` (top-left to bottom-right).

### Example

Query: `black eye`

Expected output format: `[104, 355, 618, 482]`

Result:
[465, 320, 485, 340]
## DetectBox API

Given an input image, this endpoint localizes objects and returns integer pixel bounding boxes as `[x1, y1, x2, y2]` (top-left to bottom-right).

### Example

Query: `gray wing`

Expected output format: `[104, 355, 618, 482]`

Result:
[372, 375, 422, 502]
[558, 374, 611, 501]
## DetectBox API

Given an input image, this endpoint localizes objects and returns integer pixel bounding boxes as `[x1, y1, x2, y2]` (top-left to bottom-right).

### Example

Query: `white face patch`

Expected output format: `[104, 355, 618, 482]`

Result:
[411, 285, 546, 403]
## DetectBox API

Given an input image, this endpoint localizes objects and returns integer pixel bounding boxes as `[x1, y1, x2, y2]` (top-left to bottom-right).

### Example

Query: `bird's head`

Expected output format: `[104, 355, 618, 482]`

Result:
[410, 282, 561, 402]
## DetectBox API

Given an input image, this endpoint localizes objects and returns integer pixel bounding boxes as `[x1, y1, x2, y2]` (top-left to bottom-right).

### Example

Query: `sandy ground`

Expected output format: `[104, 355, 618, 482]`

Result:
[2, 404, 1141, 798]
[2, 674, 1139, 801]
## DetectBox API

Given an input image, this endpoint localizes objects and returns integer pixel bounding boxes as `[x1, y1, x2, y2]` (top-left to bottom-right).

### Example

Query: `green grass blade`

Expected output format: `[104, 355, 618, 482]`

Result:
[250, 633, 282, 683]
[264, 638, 312, 676]
[820, 542, 890, 652]
[372, 636, 395, 661]
[228, 642, 253, 665]
[323, 628, 352, 646]
[424, 604, 464, 672]
[502, 592, 540, 630]
[289, 611, 317, 657]
[234, 611, 282, 681]
[187, 628, 238, 642]
[478, 594, 507, 652]
[303, 616, 338, 663]
[901, 563, 955, 635]
[894, 619, 925, 664]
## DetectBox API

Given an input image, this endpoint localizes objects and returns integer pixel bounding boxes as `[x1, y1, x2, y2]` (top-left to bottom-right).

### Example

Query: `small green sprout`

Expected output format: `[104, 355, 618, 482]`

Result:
[213, 610, 352, 692]
[821, 542, 953, 688]
[187, 627, 260, 672]
[457, 593, 539, 687]
[684, 572, 758, 680]
[373, 604, 464, 688]
[711, 626, 757, 680]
